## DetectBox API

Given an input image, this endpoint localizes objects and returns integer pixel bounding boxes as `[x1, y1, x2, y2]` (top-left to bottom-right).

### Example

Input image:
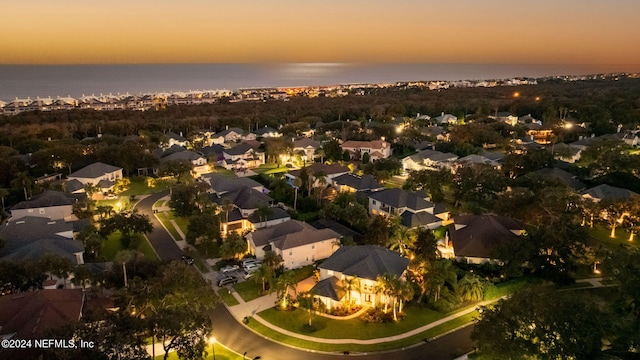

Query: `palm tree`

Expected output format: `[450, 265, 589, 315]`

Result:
[275, 271, 298, 309]
[458, 274, 484, 302]
[312, 170, 327, 206]
[388, 225, 415, 256]
[114, 250, 136, 288]
[293, 177, 302, 210]
[297, 291, 316, 326]
[220, 199, 234, 235]
[375, 273, 397, 315]
[255, 205, 273, 229]
[396, 280, 415, 315]
[252, 264, 274, 294]
[406, 255, 429, 303]
[342, 276, 359, 308]
[426, 259, 458, 303]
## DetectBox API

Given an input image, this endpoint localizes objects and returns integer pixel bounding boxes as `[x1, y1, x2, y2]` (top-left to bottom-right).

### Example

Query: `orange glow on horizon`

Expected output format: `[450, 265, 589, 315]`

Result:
[2, 1, 640, 65]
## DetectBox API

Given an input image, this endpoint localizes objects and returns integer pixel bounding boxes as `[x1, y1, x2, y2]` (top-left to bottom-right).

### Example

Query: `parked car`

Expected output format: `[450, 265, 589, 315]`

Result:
[220, 265, 240, 274]
[242, 269, 257, 279]
[217, 275, 238, 287]
[243, 263, 261, 272]
[181, 255, 195, 265]
[240, 258, 259, 268]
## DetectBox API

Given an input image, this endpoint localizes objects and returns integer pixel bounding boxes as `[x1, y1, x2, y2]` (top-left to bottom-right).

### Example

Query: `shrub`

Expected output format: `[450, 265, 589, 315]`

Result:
[360, 308, 394, 323]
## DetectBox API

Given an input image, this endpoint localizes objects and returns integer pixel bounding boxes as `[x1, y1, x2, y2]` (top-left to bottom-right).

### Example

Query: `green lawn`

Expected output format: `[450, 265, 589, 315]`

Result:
[155, 212, 182, 241]
[253, 164, 290, 175]
[258, 305, 446, 340]
[233, 279, 263, 302]
[121, 177, 170, 196]
[185, 248, 209, 273]
[587, 224, 636, 250]
[484, 277, 540, 300]
[154, 341, 244, 360]
[213, 167, 237, 178]
[217, 288, 240, 306]
[101, 232, 158, 261]
[153, 200, 166, 208]
[246, 309, 479, 353]
[173, 216, 189, 236]
[195, 242, 220, 259]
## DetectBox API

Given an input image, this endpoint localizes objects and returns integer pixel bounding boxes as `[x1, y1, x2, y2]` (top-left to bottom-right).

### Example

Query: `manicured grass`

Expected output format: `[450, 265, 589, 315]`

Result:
[173, 216, 189, 236]
[246, 309, 479, 353]
[233, 279, 263, 302]
[484, 277, 540, 300]
[153, 200, 166, 208]
[101, 232, 158, 261]
[185, 248, 209, 273]
[587, 224, 636, 250]
[253, 164, 290, 175]
[290, 265, 315, 283]
[258, 305, 446, 340]
[217, 288, 240, 306]
[155, 212, 182, 241]
[195, 242, 220, 259]
[154, 342, 243, 360]
[214, 167, 237, 178]
[121, 177, 170, 196]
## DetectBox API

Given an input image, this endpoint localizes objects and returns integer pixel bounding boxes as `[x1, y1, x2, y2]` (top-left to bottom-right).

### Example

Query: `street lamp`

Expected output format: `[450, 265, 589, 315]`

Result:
[208, 337, 216, 360]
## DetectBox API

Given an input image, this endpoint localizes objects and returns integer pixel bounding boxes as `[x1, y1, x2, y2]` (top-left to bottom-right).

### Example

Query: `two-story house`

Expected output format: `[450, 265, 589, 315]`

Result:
[247, 220, 340, 269]
[340, 140, 392, 161]
[311, 245, 410, 310]
[292, 138, 321, 163]
[221, 143, 266, 171]
[402, 149, 458, 172]
[367, 188, 450, 229]
[66, 162, 123, 197]
[10, 190, 76, 221]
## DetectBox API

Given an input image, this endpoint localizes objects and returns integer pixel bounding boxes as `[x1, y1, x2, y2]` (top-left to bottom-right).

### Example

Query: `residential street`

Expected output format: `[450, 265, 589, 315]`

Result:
[135, 190, 183, 260]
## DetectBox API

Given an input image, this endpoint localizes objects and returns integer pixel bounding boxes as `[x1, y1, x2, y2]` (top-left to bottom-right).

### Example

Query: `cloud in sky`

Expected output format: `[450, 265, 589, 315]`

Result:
[2, 0, 640, 64]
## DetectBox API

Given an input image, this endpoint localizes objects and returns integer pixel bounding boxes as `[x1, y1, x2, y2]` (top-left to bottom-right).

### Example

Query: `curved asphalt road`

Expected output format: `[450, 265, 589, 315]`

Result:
[139, 190, 476, 359]
[135, 190, 183, 261]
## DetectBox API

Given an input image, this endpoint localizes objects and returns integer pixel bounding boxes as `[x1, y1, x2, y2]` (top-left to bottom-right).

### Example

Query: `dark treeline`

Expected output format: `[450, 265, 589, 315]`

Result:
[2, 78, 640, 152]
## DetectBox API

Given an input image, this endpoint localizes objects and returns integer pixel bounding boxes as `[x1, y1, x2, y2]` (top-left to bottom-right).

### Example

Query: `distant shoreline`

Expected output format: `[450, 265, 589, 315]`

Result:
[1, 63, 639, 102]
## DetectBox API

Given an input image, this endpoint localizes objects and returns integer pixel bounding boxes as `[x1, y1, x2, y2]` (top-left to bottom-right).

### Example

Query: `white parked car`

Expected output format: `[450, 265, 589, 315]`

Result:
[220, 265, 240, 274]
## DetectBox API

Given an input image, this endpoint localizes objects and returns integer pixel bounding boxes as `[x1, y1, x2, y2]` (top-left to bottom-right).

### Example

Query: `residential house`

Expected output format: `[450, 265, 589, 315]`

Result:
[440, 215, 524, 264]
[159, 150, 210, 177]
[285, 163, 350, 188]
[66, 162, 123, 196]
[221, 143, 265, 171]
[340, 140, 392, 161]
[164, 132, 189, 148]
[331, 173, 384, 193]
[492, 112, 518, 126]
[549, 143, 582, 163]
[456, 154, 501, 169]
[292, 138, 321, 162]
[10, 190, 76, 221]
[0, 216, 85, 268]
[582, 184, 639, 202]
[420, 126, 449, 142]
[211, 186, 287, 236]
[367, 188, 450, 229]
[254, 126, 282, 138]
[0, 289, 84, 359]
[201, 172, 265, 195]
[311, 245, 409, 310]
[434, 112, 458, 125]
[217, 127, 252, 143]
[247, 219, 340, 269]
[402, 149, 458, 172]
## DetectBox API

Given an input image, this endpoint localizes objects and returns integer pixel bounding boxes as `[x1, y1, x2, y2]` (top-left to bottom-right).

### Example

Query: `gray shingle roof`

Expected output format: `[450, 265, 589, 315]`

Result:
[247, 207, 290, 224]
[292, 138, 320, 149]
[400, 210, 440, 228]
[367, 188, 434, 211]
[254, 126, 279, 136]
[11, 190, 75, 210]
[319, 245, 409, 281]
[406, 149, 458, 163]
[68, 162, 121, 179]
[527, 167, 586, 190]
[288, 163, 350, 178]
[201, 173, 263, 194]
[332, 173, 383, 191]
[217, 127, 245, 138]
[159, 150, 204, 163]
[310, 277, 344, 301]
[250, 219, 340, 251]
[224, 143, 253, 156]
[449, 215, 522, 259]
[582, 184, 639, 201]
[211, 186, 273, 210]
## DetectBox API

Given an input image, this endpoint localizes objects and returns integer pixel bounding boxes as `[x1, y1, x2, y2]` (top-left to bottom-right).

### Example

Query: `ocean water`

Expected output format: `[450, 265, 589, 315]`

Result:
[1, 63, 639, 101]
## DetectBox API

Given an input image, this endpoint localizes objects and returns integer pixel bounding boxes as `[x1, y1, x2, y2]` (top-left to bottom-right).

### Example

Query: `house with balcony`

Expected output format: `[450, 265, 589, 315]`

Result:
[311, 245, 409, 310]
[367, 188, 450, 229]
[247, 220, 340, 269]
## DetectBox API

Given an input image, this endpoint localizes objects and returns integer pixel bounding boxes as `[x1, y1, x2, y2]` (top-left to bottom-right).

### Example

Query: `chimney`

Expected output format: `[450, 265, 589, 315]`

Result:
[226, 125, 229, 130]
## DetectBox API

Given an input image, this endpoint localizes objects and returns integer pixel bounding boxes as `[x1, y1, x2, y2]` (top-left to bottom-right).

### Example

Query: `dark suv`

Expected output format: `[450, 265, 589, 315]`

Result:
[217, 275, 238, 287]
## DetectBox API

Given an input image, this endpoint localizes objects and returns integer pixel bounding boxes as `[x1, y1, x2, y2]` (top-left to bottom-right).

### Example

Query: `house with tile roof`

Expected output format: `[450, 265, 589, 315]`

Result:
[367, 188, 450, 229]
[0, 289, 84, 359]
[247, 219, 340, 269]
[340, 140, 392, 161]
[311, 245, 409, 310]
[10, 190, 76, 221]
[440, 214, 524, 264]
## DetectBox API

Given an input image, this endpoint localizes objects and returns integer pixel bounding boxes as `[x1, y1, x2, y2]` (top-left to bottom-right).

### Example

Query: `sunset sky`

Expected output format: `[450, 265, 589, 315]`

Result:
[2, 0, 640, 65]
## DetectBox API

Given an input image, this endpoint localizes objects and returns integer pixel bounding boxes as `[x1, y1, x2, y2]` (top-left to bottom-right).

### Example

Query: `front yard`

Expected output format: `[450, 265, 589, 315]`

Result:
[101, 231, 158, 261]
